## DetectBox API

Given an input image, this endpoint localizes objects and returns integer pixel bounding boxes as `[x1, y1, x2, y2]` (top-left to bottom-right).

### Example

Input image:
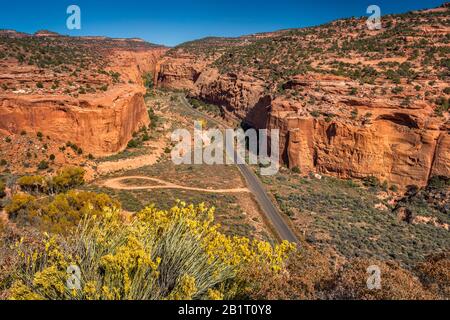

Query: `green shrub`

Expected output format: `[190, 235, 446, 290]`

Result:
[391, 86, 404, 94]
[291, 167, 301, 174]
[127, 139, 140, 149]
[428, 176, 449, 190]
[310, 110, 320, 118]
[362, 176, 380, 188]
[0, 181, 6, 198]
[390, 185, 399, 192]
[37, 160, 49, 170]
[143, 72, 154, 89]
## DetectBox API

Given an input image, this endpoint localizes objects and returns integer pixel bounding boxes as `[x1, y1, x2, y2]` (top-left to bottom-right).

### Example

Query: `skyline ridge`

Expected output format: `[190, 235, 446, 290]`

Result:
[0, 0, 446, 46]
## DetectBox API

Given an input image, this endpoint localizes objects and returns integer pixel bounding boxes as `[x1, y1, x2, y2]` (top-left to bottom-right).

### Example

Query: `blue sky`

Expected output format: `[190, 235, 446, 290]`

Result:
[0, 0, 445, 46]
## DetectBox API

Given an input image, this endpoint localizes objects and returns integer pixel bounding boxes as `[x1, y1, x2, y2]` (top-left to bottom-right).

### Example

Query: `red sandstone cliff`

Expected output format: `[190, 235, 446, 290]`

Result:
[0, 33, 168, 156]
[157, 7, 450, 188]
[0, 85, 149, 156]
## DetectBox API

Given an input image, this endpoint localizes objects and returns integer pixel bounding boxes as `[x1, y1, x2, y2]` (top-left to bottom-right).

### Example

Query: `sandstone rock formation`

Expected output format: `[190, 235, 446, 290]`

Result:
[0, 32, 167, 156]
[157, 6, 450, 188]
[0, 85, 149, 156]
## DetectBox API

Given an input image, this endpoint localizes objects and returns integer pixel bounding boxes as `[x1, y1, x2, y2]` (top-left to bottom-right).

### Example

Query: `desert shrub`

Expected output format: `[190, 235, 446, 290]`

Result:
[66, 142, 82, 154]
[143, 72, 154, 89]
[323, 258, 434, 300]
[415, 252, 450, 299]
[17, 175, 46, 194]
[9, 203, 295, 300]
[50, 167, 85, 194]
[5, 193, 38, 222]
[147, 108, 159, 129]
[37, 160, 49, 170]
[241, 243, 333, 300]
[390, 185, 399, 192]
[0, 159, 7, 166]
[0, 180, 6, 198]
[127, 139, 140, 149]
[0, 221, 44, 299]
[391, 86, 403, 94]
[142, 132, 150, 142]
[6, 190, 118, 234]
[17, 167, 85, 195]
[310, 110, 320, 118]
[434, 97, 449, 116]
[291, 167, 301, 174]
[362, 176, 381, 188]
[428, 176, 449, 190]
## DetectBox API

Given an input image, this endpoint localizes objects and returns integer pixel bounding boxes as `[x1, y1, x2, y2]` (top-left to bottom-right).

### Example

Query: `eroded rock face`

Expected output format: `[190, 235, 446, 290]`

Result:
[0, 85, 149, 156]
[275, 109, 446, 188]
[0, 34, 167, 156]
[158, 54, 449, 188]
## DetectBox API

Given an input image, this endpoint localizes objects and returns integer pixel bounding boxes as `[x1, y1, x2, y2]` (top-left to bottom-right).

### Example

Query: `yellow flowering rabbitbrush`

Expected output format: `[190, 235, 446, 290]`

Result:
[10, 202, 296, 300]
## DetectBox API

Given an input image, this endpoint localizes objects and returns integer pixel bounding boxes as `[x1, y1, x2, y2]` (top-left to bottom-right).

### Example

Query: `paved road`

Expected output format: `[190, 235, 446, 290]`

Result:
[179, 95, 299, 244]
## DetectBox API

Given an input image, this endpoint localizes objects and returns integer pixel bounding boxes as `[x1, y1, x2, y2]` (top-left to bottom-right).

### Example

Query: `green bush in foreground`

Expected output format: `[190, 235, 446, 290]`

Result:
[17, 167, 85, 195]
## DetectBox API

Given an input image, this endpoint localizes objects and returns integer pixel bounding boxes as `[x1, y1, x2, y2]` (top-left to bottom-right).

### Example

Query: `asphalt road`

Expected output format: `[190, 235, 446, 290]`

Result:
[179, 95, 299, 244]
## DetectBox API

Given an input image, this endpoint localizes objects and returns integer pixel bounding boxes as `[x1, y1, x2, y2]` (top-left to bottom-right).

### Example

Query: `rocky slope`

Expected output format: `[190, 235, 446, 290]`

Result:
[0, 31, 167, 157]
[157, 4, 450, 188]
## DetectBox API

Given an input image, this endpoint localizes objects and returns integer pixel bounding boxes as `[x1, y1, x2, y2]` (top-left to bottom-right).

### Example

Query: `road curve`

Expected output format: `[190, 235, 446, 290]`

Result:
[179, 95, 299, 244]
[102, 176, 250, 194]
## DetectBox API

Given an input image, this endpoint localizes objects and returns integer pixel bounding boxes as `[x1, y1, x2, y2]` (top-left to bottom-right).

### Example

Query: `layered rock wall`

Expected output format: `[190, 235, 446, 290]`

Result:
[0, 85, 149, 156]
[157, 58, 449, 188]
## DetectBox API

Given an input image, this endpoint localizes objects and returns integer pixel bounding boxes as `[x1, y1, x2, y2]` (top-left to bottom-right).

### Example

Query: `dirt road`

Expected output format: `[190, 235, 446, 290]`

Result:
[102, 176, 250, 193]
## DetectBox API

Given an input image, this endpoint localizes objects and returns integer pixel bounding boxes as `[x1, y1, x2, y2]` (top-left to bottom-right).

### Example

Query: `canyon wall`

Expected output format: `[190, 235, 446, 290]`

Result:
[0, 47, 167, 156]
[110, 48, 167, 86]
[0, 85, 149, 156]
[157, 58, 449, 188]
